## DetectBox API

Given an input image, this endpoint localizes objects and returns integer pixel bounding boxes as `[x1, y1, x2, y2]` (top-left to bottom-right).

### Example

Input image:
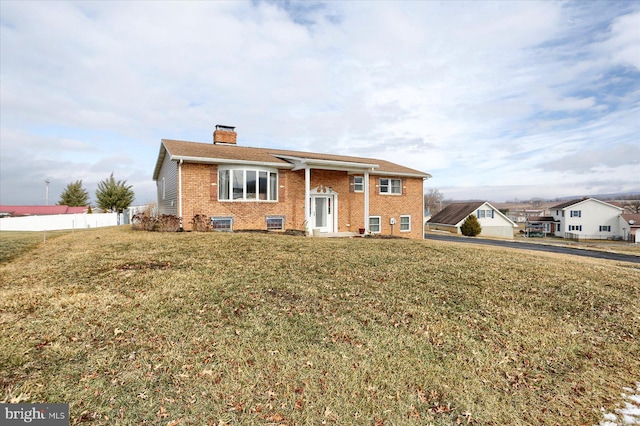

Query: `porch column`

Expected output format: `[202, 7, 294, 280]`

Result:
[305, 166, 311, 234]
[364, 170, 370, 233]
[178, 159, 183, 231]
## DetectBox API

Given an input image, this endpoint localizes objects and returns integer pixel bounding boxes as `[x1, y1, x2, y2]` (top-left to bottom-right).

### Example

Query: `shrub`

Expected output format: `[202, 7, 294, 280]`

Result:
[131, 213, 154, 231]
[461, 214, 482, 237]
[158, 215, 180, 232]
[132, 213, 180, 232]
[191, 214, 211, 232]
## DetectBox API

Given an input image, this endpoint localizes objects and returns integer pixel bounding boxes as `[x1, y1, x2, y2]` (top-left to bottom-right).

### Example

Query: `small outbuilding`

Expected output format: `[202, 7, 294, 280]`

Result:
[426, 201, 517, 239]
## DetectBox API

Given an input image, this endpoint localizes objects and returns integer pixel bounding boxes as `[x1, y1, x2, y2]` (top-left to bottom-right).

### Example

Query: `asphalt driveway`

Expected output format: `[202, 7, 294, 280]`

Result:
[423, 233, 640, 264]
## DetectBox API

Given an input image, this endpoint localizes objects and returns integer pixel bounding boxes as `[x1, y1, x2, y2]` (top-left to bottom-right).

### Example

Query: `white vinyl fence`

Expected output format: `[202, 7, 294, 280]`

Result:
[0, 213, 120, 231]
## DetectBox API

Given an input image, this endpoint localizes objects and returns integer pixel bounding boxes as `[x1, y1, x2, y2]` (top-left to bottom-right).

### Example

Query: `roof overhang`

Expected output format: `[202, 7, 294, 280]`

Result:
[560, 198, 624, 212]
[274, 155, 379, 173]
[170, 155, 292, 170]
[152, 144, 167, 181]
[369, 170, 432, 178]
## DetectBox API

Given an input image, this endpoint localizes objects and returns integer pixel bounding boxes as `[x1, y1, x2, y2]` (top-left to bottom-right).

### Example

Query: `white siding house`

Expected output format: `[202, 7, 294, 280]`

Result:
[153, 146, 179, 217]
[427, 201, 518, 239]
[549, 198, 624, 239]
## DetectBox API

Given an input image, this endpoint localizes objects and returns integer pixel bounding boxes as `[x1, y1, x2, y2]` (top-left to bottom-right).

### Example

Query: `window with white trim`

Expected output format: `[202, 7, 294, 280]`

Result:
[219, 167, 278, 201]
[266, 216, 285, 231]
[369, 216, 381, 233]
[569, 225, 582, 231]
[379, 178, 401, 195]
[400, 215, 411, 232]
[354, 176, 364, 192]
[570, 210, 581, 218]
[211, 216, 233, 231]
[477, 209, 494, 219]
[599, 225, 611, 232]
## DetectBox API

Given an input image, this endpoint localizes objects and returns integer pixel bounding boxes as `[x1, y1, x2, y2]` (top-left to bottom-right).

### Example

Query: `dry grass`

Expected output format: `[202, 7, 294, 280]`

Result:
[1, 227, 639, 425]
[0, 230, 70, 264]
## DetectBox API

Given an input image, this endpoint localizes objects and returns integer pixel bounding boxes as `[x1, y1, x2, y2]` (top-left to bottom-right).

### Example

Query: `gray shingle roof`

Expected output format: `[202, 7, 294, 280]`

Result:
[154, 139, 431, 180]
[549, 199, 584, 210]
[427, 202, 485, 226]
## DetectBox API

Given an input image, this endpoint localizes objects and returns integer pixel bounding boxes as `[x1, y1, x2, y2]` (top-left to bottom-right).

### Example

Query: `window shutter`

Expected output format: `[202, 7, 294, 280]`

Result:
[491, 210, 494, 218]
[402, 178, 406, 195]
[210, 165, 218, 201]
[349, 175, 355, 193]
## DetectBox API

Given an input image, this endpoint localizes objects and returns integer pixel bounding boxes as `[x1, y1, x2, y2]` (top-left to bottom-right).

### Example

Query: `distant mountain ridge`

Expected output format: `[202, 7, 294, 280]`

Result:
[452, 191, 640, 204]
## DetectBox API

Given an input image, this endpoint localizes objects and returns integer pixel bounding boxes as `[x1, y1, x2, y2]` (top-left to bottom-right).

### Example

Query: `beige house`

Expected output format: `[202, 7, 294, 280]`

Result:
[426, 201, 517, 239]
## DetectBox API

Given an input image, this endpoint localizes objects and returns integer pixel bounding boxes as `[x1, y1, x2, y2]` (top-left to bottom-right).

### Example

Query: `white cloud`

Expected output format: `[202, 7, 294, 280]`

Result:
[600, 11, 640, 70]
[1, 1, 639, 205]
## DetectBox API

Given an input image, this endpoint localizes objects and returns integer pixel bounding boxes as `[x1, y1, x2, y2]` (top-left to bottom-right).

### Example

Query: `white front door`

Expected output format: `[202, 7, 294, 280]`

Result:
[312, 195, 334, 233]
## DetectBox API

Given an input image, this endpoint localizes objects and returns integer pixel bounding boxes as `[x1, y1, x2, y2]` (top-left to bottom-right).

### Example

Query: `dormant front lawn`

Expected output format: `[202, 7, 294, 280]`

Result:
[1, 227, 638, 425]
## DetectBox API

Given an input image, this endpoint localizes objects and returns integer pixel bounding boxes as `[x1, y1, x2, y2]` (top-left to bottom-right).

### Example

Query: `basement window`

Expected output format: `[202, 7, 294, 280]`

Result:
[369, 216, 381, 233]
[266, 216, 285, 231]
[211, 216, 233, 231]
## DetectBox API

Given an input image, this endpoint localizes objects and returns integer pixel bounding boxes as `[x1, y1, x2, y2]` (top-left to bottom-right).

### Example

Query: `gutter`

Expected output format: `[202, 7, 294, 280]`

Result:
[170, 155, 292, 170]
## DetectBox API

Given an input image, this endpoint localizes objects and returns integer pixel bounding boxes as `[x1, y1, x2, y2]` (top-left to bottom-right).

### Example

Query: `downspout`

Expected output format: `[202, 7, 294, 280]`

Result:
[178, 159, 183, 231]
[364, 170, 370, 233]
[305, 166, 311, 236]
[422, 177, 427, 239]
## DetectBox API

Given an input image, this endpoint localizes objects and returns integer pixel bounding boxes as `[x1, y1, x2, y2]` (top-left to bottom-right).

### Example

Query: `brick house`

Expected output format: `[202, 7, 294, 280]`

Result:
[152, 125, 431, 238]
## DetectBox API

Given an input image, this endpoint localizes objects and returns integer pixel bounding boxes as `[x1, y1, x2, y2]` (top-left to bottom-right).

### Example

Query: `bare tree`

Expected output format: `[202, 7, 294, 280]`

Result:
[622, 195, 640, 214]
[530, 198, 544, 209]
[424, 188, 445, 215]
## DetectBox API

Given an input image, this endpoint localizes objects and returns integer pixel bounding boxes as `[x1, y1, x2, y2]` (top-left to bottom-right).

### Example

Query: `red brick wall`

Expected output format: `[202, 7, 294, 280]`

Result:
[369, 176, 424, 239]
[179, 163, 424, 239]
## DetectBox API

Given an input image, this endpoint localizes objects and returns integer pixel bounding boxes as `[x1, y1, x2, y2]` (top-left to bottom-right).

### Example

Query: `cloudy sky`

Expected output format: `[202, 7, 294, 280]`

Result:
[1, 0, 638, 206]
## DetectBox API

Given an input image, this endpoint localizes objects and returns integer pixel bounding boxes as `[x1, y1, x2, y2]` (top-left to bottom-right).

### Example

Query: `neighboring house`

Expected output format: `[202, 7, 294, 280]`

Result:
[0, 205, 87, 217]
[549, 198, 624, 239]
[525, 216, 555, 236]
[507, 209, 546, 224]
[620, 214, 640, 243]
[152, 125, 431, 238]
[426, 201, 517, 239]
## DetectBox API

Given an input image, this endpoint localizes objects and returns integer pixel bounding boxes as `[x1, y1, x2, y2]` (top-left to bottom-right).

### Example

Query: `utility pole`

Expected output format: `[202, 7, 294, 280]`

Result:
[45, 180, 50, 205]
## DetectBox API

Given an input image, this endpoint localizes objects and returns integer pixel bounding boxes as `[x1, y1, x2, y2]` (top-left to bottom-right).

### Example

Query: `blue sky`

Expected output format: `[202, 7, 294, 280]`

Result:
[1, 0, 638, 206]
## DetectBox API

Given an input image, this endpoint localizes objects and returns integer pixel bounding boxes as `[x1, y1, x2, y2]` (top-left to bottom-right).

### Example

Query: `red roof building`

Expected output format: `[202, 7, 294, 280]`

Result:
[0, 205, 87, 217]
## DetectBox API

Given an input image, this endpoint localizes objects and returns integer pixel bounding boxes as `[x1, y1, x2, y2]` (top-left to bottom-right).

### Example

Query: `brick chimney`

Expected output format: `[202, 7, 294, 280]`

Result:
[213, 125, 237, 145]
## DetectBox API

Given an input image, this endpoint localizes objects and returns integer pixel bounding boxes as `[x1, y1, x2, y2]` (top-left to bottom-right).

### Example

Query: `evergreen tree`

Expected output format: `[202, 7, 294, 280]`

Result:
[460, 214, 482, 237]
[58, 180, 90, 207]
[95, 173, 135, 212]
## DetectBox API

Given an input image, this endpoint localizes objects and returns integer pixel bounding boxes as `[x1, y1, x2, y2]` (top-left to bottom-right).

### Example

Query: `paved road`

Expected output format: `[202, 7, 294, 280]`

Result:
[424, 233, 640, 264]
